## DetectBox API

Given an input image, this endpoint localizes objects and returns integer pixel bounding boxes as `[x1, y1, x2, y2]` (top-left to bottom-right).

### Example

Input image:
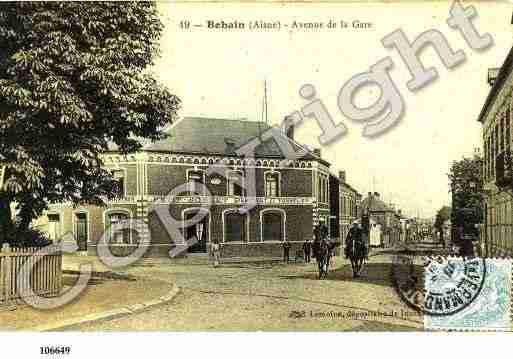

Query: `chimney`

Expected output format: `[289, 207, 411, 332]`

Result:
[313, 148, 321, 157]
[488, 68, 499, 87]
[224, 137, 236, 154]
[283, 116, 295, 140]
[339, 170, 346, 183]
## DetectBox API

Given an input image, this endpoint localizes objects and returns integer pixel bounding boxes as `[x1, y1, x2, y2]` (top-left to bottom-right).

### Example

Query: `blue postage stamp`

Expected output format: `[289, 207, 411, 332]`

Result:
[424, 258, 512, 331]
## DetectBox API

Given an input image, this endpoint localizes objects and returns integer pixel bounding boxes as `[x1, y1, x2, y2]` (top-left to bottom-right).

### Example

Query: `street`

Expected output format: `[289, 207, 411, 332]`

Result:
[59, 244, 441, 331]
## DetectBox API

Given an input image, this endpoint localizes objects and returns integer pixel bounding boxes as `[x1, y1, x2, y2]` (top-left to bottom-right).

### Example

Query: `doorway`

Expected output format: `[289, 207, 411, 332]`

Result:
[184, 210, 209, 253]
[74, 212, 88, 251]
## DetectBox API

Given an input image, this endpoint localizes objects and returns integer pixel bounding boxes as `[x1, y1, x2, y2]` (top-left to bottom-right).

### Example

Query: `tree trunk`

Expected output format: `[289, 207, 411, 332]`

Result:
[0, 194, 13, 245]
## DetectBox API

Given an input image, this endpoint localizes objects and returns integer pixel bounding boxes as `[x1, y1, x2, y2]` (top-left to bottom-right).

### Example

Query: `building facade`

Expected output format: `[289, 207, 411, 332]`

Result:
[35, 117, 333, 258]
[338, 171, 361, 247]
[478, 46, 513, 257]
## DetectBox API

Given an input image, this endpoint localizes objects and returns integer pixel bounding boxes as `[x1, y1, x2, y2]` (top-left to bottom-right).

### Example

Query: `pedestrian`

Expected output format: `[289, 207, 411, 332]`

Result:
[303, 240, 311, 263]
[283, 241, 291, 263]
[211, 239, 221, 267]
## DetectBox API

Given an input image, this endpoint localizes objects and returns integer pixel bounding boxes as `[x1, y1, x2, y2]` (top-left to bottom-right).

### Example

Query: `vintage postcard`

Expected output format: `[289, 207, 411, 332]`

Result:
[1, 0, 513, 353]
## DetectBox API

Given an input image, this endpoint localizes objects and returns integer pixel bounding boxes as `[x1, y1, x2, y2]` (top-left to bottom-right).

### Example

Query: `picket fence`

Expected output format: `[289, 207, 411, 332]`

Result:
[0, 246, 62, 304]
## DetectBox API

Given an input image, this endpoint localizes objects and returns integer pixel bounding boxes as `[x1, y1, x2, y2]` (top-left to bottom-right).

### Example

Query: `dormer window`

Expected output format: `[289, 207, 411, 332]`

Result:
[112, 170, 125, 198]
[187, 170, 205, 195]
[228, 170, 244, 196]
[265, 172, 280, 197]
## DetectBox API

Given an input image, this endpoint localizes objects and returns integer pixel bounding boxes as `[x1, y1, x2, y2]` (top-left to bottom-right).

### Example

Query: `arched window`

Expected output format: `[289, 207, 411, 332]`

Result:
[224, 211, 247, 242]
[261, 210, 285, 242]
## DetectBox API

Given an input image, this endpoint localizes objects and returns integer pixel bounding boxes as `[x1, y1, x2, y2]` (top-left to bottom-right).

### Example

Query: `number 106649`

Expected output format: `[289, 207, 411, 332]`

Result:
[40, 346, 71, 355]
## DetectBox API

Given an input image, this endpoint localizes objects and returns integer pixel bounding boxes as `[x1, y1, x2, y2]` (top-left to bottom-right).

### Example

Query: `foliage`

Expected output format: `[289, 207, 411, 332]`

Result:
[5, 227, 52, 248]
[448, 153, 484, 226]
[434, 205, 451, 230]
[0, 2, 180, 244]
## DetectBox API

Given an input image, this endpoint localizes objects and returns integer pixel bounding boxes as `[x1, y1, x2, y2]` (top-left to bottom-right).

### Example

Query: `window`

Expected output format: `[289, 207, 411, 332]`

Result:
[224, 212, 247, 242]
[265, 172, 279, 197]
[262, 211, 284, 241]
[506, 108, 511, 150]
[107, 212, 130, 244]
[112, 170, 125, 197]
[187, 170, 205, 195]
[317, 175, 328, 203]
[500, 116, 505, 152]
[228, 170, 244, 196]
[48, 214, 60, 241]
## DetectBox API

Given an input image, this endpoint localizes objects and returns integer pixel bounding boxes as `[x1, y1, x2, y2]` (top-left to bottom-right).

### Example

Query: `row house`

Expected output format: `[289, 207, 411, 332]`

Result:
[478, 45, 513, 257]
[35, 117, 333, 258]
[338, 171, 361, 247]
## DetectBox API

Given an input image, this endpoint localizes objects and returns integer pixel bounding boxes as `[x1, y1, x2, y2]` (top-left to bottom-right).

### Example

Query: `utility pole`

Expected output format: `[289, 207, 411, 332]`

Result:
[0, 164, 5, 190]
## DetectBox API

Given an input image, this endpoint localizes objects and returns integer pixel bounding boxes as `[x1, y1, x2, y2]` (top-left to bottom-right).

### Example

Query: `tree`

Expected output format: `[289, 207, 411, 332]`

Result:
[0, 2, 180, 245]
[448, 153, 484, 228]
[434, 205, 451, 232]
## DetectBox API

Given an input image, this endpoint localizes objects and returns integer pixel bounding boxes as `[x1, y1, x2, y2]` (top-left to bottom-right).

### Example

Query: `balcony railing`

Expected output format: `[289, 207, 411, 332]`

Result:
[147, 195, 315, 206]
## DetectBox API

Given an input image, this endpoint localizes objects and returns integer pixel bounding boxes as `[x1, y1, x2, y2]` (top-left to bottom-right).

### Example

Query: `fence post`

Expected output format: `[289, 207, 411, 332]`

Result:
[2, 244, 12, 305]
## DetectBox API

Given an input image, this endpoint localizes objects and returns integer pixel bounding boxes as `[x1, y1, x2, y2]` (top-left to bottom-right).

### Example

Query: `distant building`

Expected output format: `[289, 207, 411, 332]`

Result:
[361, 192, 397, 247]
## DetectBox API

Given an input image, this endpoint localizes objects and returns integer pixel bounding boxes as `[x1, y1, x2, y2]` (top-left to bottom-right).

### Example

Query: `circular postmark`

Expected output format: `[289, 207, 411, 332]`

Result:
[392, 252, 486, 316]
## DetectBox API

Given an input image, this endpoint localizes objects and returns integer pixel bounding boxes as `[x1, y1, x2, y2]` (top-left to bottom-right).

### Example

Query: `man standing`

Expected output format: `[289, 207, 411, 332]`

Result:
[303, 240, 311, 263]
[211, 239, 221, 268]
[283, 241, 291, 263]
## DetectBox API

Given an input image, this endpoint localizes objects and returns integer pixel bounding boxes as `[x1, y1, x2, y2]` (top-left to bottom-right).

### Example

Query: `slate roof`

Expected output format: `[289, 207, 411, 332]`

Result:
[360, 194, 393, 213]
[108, 117, 328, 165]
[478, 46, 513, 123]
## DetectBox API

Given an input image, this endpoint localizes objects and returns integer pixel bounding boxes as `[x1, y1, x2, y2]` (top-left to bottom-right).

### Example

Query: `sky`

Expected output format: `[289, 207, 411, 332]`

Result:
[152, 1, 513, 218]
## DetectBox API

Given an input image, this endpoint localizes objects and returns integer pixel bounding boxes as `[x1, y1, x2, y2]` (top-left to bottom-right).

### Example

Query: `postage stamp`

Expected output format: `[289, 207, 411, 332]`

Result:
[424, 258, 512, 331]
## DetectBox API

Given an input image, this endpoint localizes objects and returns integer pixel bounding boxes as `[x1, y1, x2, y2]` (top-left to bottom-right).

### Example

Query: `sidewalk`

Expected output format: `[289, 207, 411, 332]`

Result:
[0, 255, 177, 331]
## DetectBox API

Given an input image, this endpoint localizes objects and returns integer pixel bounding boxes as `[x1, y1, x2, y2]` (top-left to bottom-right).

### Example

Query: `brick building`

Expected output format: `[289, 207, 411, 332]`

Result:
[35, 117, 333, 258]
[478, 45, 513, 257]
[338, 171, 361, 247]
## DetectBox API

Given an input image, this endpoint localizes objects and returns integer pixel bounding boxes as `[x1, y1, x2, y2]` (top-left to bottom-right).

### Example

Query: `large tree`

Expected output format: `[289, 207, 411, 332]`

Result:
[0, 2, 180, 244]
[448, 153, 484, 227]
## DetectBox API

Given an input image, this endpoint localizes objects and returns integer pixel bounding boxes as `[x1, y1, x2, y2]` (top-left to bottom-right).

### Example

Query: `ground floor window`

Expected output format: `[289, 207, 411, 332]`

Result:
[224, 211, 247, 242]
[107, 212, 131, 244]
[47, 214, 61, 241]
[262, 211, 284, 241]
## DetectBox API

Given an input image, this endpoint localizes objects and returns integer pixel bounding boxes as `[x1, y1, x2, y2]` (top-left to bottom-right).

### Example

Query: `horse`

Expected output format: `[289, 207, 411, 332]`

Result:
[313, 239, 331, 279]
[346, 235, 368, 278]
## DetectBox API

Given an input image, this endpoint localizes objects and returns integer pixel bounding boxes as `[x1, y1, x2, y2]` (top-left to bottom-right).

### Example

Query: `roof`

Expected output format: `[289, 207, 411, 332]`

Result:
[478, 46, 513, 123]
[339, 180, 360, 196]
[360, 194, 393, 213]
[108, 117, 329, 165]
